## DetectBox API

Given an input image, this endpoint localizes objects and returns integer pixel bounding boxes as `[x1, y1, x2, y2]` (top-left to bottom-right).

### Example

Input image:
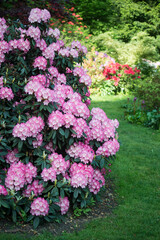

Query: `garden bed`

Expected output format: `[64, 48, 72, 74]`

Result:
[0, 177, 116, 237]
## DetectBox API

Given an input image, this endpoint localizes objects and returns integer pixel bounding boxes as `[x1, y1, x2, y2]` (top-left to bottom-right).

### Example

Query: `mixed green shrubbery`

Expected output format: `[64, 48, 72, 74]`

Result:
[91, 31, 160, 65]
[123, 97, 160, 130]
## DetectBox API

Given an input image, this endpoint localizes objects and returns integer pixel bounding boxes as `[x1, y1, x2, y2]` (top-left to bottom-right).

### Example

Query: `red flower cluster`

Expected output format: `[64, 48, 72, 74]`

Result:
[103, 62, 141, 86]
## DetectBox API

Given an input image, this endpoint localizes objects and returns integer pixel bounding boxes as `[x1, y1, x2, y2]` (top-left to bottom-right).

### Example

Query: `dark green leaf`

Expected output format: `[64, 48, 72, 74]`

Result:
[33, 216, 40, 229]
[12, 210, 17, 223]
[74, 188, 79, 198]
[65, 129, 70, 139]
[51, 187, 59, 196]
[18, 141, 23, 152]
[69, 137, 74, 146]
[59, 128, 65, 136]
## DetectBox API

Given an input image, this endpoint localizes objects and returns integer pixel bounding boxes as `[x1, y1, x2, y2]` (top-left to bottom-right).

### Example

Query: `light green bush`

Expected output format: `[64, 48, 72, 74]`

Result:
[92, 31, 160, 65]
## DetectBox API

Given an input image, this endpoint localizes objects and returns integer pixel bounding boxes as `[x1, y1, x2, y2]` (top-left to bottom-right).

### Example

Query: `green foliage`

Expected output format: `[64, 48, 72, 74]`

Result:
[70, 0, 160, 42]
[92, 31, 160, 65]
[69, 0, 116, 34]
[134, 61, 160, 110]
[123, 98, 160, 129]
[73, 207, 91, 217]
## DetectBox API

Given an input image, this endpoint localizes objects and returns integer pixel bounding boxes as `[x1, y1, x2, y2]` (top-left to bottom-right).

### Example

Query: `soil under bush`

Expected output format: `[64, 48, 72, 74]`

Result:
[0, 177, 117, 237]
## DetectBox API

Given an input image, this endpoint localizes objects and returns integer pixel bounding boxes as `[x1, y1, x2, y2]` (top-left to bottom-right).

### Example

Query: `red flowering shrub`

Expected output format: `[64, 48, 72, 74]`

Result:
[103, 62, 141, 94]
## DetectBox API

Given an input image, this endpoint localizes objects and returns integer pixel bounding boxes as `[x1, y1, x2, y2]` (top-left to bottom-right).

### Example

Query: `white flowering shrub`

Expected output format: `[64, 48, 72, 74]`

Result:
[0, 8, 120, 228]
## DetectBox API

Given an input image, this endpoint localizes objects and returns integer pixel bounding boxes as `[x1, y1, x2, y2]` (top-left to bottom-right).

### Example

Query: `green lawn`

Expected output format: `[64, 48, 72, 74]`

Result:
[1, 94, 160, 240]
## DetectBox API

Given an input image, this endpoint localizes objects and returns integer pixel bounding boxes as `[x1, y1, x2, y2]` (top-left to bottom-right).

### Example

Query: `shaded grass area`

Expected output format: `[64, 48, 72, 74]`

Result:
[1, 94, 160, 240]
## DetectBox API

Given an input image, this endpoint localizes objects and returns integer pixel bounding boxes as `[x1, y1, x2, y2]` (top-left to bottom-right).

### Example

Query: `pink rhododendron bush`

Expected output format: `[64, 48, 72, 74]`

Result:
[0, 8, 120, 228]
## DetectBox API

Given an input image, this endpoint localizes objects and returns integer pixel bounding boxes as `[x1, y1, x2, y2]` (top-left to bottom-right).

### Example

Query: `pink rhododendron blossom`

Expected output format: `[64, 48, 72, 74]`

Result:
[32, 133, 43, 148]
[0, 18, 8, 40]
[48, 110, 65, 130]
[0, 87, 14, 101]
[67, 142, 94, 164]
[18, 39, 30, 52]
[71, 40, 82, 50]
[70, 163, 94, 188]
[41, 167, 56, 182]
[0, 76, 3, 88]
[69, 48, 78, 58]
[27, 26, 41, 40]
[0, 52, 5, 65]
[0, 40, 9, 53]
[5, 148, 19, 165]
[47, 28, 60, 39]
[30, 197, 49, 216]
[12, 116, 45, 140]
[56, 197, 70, 215]
[5, 162, 26, 191]
[41, 9, 51, 22]
[28, 8, 50, 23]
[89, 169, 105, 194]
[96, 138, 120, 157]
[48, 152, 70, 175]
[42, 44, 56, 59]
[36, 39, 47, 51]
[33, 56, 47, 70]
[30, 74, 50, 87]
[0, 185, 8, 195]
[59, 48, 69, 57]
[48, 66, 59, 78]
[25, 162, 37, 184]
[23, 180, 44, 197]
[64, 113, 77, 128]
[62, 99, 90, 119]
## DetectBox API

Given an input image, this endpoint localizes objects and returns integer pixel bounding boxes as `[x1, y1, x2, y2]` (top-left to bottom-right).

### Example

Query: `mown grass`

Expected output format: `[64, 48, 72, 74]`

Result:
[1, 94, 160, 240]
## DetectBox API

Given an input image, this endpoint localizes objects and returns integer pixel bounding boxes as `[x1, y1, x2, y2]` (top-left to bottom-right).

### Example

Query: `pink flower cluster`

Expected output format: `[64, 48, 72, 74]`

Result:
[71, 41, 87, 54]
[56, 197, 70, 215]
[5, 162, 37, 191]
[23, 180, 44, 197]
[0, 185, 8, 195]
[89, 108, 119, 141]
[28, 8, 51, 23]
[25, 77, 55, 105]
[27, 26, 41, 40]
[42, 42, 60, 59]
[33, 56, 47, 71]
[5, 148, 19, 165]
[47, 28, 60, 39]
[62, 99, 90, 119]
[30, 74, 50, 87]
[0, 18, 8, 40]
[12, 116, 44, 140]
[48, 152, 70, 175]
[0, 87, 14, 101]
[73, 66, 92, 86]
[41, 167, 56, 182]
[30, 197, 49, 216]
[32, 133, 43, 148]
[67, 142, 94, 164]
[48, 110, 64, 130]
[48, 110, 77, 130]
[96, 138, 120, 157]
[9, 38, 30, 52]
[0, 40, 9, 53]
[70, 163, 94, 188]
[88, 169, 105, 194]
[0, 76, 3, 88]
[36, 39, 47, 51]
